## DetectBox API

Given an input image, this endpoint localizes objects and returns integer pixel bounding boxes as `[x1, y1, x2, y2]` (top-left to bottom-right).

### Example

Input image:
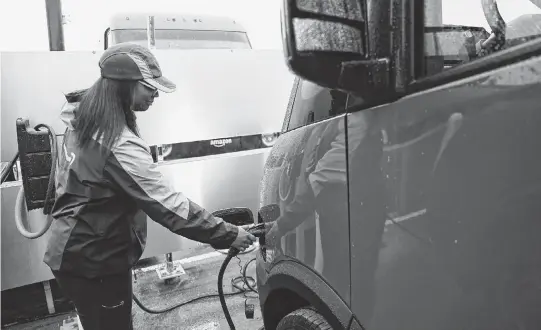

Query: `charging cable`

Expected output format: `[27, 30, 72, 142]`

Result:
[219, 223, 267, 330]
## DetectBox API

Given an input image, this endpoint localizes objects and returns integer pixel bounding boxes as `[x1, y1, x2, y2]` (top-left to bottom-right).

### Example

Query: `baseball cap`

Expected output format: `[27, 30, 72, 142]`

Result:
[99, 42, 176, 93]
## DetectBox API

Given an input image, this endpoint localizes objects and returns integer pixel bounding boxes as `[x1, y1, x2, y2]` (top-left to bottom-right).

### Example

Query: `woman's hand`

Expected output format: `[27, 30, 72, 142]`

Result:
[231, 226, 257, 252]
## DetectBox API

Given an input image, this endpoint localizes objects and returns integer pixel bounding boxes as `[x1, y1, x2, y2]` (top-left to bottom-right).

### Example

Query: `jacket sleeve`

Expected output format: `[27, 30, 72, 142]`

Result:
[103, 135, 238, 250]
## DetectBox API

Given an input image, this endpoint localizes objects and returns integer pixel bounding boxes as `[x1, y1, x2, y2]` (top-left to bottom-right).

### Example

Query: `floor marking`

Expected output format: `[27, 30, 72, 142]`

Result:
[189, 321, 220, 330]
[42, 280, 56, 314]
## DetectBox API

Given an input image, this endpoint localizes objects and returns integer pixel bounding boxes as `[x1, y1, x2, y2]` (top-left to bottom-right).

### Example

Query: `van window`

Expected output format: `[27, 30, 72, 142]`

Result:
[422, 0, 541, 77]
[287, 79, 348, 131]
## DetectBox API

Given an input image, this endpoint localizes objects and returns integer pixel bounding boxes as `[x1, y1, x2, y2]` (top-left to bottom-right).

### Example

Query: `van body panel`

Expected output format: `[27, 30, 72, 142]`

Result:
[257, 37, 541, 330]
[348, 55, 541, 329]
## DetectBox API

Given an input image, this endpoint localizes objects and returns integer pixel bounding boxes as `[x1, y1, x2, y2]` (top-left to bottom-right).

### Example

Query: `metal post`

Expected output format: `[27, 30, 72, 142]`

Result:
[166, 252, 173, 272]
[165, 252, 173, 284]
[45, 0, 65, 51]
[147, 15, 156, 50]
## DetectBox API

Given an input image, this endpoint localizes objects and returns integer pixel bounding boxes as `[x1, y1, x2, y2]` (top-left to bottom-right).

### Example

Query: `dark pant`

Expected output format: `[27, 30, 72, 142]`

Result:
[52, 269, 133, 330]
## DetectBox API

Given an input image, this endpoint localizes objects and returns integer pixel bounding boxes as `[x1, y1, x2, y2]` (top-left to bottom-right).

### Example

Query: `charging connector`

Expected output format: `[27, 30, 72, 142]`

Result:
[244, 300, 255, 319]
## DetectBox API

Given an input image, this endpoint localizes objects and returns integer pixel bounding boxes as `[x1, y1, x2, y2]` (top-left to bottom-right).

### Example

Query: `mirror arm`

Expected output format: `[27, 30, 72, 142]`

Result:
[481, 0, 506, 35]
[339, 58, 393, 99]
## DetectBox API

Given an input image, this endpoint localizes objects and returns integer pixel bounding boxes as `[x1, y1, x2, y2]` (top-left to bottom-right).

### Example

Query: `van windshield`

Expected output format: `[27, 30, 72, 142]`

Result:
[110, 29, 252, 49]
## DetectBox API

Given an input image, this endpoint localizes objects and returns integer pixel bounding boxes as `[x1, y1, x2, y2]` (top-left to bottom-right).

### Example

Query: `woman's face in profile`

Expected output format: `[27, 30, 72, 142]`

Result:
[132, 81, 159, 111]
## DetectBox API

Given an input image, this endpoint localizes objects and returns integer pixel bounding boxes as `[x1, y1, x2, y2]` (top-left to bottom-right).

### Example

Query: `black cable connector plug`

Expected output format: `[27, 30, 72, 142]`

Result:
[245, 301, 255, 319]
[246, 223, 268, 238]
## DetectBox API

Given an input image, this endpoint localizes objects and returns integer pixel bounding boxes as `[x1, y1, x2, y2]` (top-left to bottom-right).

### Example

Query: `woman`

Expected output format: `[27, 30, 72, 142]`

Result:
[43, 43, 256, 330]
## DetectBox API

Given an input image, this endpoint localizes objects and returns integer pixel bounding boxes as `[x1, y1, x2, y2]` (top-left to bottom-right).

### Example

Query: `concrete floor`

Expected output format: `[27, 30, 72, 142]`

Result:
[5, 247, 264, 330]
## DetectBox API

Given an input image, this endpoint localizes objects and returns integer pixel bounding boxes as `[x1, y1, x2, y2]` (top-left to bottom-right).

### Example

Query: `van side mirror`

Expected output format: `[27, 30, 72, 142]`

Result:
[212, 207, 255, 226]
[281, 0, 390, 97]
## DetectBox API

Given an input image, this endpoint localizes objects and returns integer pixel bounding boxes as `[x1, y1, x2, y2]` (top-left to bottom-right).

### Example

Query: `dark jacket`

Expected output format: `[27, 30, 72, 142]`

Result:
[43, 97, 238, 278]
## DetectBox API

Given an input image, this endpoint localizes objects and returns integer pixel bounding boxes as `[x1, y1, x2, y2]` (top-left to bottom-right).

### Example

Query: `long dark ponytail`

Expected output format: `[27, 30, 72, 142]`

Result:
[71, 77, 140, 151]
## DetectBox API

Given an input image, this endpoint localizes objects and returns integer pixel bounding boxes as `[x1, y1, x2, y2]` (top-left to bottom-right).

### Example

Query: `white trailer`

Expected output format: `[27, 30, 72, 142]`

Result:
[104, 12, 252, 50]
